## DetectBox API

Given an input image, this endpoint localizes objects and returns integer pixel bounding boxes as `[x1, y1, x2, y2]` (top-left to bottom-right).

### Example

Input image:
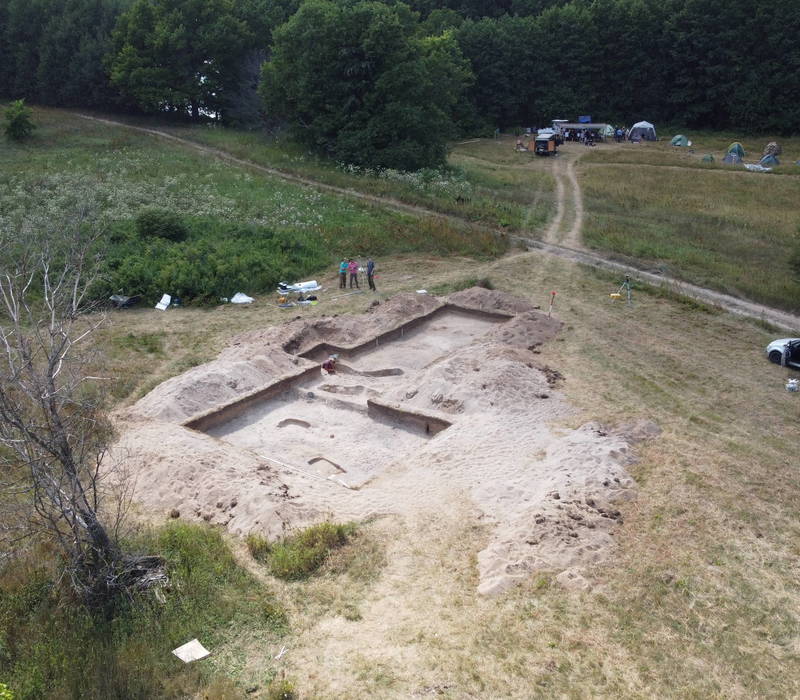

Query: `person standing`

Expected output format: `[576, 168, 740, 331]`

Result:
[338, 259, 348, 289]
[348, 259, 360, 289]
[367, 258, 376, 291]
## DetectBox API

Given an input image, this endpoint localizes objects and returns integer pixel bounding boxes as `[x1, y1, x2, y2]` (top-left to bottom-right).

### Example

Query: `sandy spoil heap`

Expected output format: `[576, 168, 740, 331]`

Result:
[118, 288, 648, 593]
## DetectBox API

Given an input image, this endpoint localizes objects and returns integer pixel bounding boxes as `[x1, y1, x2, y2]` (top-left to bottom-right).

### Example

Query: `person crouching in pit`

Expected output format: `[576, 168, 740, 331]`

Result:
[321, 355, 337, 375]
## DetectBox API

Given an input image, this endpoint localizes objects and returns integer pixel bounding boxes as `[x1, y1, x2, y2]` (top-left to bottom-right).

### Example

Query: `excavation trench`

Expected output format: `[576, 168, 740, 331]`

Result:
[185, 307, 508, 488]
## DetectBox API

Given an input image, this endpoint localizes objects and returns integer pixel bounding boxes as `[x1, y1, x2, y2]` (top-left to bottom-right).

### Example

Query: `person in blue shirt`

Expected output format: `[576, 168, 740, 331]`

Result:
[338, 259, 348, 289]
[367, 258, 376, 291]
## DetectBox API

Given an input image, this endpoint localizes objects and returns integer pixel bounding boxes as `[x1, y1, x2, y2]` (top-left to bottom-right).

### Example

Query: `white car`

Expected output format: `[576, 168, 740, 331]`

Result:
[766, 338, 800, 368]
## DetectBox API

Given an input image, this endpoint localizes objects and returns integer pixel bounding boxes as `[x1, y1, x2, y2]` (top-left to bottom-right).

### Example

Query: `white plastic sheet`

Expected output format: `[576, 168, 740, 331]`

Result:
[172, 639, 210, 663]
[155, 294, 171, 311]
[230, 292, 254, 304]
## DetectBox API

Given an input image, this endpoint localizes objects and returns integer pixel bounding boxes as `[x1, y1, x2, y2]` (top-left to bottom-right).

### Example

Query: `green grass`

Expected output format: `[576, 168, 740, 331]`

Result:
[150, 123, 544, 232]
[582, 131, 800, 174]
[0, 107, 506, 298]
[248, 522, 356, 581]
[580, 162, 800, 311]
[0, 523, 288, 699]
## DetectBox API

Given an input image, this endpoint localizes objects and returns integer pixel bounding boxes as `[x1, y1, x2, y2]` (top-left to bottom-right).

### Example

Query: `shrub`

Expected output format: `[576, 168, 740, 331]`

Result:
[96, 218, 328, 304]
[3, 100, 35, 141]
[268, 522, 355, 581]
[134, 209, 189, 242]
[266, 678, 297, 700]
[246, 532, 271, 561]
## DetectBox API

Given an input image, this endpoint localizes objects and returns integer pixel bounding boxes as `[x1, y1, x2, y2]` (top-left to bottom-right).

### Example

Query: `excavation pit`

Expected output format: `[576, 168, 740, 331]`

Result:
[197, 307, 506, 486]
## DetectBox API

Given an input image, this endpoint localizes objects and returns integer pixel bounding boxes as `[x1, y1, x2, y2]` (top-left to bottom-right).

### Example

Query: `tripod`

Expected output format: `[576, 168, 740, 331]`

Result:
[617, 275, 632, 305]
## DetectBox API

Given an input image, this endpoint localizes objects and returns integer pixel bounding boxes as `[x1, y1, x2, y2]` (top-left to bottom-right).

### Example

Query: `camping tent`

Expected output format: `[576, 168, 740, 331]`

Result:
[727, 142, 746, 158]
[628, 121, 657, 141]
[702, 154, 715, 162]
[722, 153, 743, 165]
[602, 124, 615, 139]
[671, 134, 690, 147]
[760, 154, 780, 166]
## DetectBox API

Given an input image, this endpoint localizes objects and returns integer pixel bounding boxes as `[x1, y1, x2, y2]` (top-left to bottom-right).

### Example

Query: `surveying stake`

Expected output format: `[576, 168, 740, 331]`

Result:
[548, 290, 556, 318]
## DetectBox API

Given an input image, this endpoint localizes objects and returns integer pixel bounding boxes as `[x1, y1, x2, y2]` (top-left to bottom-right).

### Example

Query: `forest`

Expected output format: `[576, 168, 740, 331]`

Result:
[2, 0, 798, 168]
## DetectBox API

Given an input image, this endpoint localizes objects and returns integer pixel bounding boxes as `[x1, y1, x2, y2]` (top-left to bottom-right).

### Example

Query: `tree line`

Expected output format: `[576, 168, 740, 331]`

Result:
[1, 0, 799, 168]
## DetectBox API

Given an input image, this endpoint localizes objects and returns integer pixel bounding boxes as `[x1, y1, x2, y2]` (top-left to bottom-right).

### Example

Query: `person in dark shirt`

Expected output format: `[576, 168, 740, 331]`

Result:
[367, 258, 376, 291]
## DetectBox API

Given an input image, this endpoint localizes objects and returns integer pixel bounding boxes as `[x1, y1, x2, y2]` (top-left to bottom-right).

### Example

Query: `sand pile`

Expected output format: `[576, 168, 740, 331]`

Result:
[119, 288, 653, 593]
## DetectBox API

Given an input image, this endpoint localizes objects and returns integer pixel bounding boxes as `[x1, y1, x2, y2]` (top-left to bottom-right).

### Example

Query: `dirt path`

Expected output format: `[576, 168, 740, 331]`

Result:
[542, 148, 584, 249]
[75, 114, 800, 332]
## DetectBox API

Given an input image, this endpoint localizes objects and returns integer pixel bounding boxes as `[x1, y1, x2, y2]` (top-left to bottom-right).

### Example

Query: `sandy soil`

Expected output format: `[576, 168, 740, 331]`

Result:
[118, 287, 653, 593]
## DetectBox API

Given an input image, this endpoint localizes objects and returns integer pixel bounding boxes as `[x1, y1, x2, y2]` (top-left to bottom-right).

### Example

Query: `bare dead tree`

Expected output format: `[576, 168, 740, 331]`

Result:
[0, 207, 164, 608]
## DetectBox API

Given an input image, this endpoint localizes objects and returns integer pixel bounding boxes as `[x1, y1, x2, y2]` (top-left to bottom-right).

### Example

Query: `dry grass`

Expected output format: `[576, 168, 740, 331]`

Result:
[97, 249, 800, 698]
[580, 158, 800, 310]
[12, 111, 800, 697]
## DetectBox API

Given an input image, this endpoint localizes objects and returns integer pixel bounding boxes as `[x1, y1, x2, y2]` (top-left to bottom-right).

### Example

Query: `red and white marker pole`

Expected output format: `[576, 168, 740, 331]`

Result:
[548, 291, 556, 318]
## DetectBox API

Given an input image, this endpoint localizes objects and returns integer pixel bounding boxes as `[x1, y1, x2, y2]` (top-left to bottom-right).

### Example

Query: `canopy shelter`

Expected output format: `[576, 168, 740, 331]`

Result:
[556, 122, 613, 140]
[727, 142, 746, 158]
[628, 121, 657, 141]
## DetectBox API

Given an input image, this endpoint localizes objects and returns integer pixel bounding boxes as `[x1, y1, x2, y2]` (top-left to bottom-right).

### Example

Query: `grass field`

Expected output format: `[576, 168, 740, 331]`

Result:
[576, 137, 800, 312]
[29, 251, 799, 698]
[147, 122, 554, 233]
[0, 107, 504, 273]
[3, 106, 800, 698]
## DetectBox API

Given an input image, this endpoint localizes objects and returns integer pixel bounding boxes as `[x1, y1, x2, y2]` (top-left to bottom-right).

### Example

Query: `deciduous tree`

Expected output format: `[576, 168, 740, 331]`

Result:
[108, 0, 252, 118]
[260, 0, 472, 170]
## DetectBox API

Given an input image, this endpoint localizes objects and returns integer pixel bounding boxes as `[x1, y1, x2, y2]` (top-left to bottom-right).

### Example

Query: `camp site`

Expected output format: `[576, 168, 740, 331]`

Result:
[1, 0, 799, 698]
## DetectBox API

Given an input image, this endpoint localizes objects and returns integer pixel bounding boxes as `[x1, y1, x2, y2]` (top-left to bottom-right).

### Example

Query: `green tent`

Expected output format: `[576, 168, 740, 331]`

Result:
[702, 154, 715, 162]
[671, 134, 690, 147]
[727, 142, 746, 158]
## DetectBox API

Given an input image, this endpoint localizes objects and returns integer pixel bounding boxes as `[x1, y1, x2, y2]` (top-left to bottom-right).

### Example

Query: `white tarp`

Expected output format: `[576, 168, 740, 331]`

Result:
[744, 164, 772, 173]
[155, 294, 171, 311]
[230, 292, 254, 304]
[172, 639, 210, 663]
[277, 280, 321, 293]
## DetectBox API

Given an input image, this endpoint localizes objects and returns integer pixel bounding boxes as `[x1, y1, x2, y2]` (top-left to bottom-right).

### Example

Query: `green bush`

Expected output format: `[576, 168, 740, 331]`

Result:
[266, 678, 297, 700]
[96, 217, 328, 304]
[3, 100, 35, 142]
[246, 533, 271, 561]
[134, 209, 189, 242]
[268, 522, 355, 581]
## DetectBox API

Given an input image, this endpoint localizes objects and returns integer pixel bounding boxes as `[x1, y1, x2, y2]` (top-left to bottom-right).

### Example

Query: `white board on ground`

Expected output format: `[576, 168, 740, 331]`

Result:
[172, 638, 210, 663]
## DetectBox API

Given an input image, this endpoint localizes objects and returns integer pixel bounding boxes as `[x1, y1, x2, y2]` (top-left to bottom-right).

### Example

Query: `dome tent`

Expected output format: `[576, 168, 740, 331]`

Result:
[760, 154, 780, 166]
[702, 154, 715, 162]
[671, 134, 691, 147]
[727, 142, 746, 158]
[628, 121, 657, 141]
[722, 153, 743, 165]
